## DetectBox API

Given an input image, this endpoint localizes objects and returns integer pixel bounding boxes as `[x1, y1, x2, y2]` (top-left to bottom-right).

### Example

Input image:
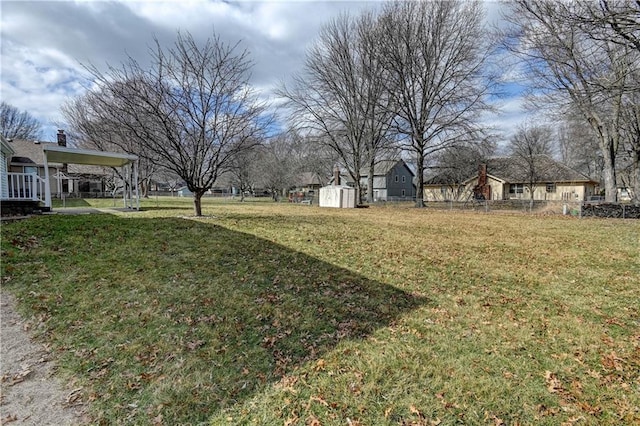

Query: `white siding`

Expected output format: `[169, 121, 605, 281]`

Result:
[0, 150, 8, 199]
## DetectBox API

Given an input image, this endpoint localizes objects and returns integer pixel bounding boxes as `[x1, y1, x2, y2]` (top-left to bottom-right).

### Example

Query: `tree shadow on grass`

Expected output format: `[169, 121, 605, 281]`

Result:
[1, 215, 426, 424]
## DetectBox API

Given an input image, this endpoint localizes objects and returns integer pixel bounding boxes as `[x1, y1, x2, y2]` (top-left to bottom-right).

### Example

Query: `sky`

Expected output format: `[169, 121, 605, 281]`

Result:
[0, 0, 528, 144]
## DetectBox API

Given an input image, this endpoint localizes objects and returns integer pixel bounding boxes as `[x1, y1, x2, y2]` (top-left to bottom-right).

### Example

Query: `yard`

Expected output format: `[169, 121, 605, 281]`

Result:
[1, 198, 639, 425]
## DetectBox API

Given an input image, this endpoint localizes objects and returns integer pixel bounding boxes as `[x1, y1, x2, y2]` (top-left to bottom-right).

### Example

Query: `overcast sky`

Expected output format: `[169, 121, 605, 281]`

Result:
[1, 0, 527, 143]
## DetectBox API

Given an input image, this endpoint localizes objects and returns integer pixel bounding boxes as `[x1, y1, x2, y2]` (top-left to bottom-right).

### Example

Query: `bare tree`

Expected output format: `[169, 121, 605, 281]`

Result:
[507, 123, 555, 210]
[254, 133, 300, 201]
[228, 144, 260, 202]
[377, 0, 495, 207]
[557, 118, 604, 181]
[0, 102, 42, 140]
[503, 0, 639, 202]
[279, 11, 396, 204]
[575, 0, 640, 55]
[63, 97, 161, 198]
[429, 138, 496, 201]
[619, 70, 640, 202]
[73, 31, 269, 215]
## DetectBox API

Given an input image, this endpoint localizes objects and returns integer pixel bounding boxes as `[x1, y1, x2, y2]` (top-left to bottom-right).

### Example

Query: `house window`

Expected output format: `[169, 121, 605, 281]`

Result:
[546, 183, 556, 193]
[402, 176, 406, 183]
[24, 166, 38, 175]
[394, 175, 399, 182]
[402, 189, 406, 196]
[509, 184, 524, 194]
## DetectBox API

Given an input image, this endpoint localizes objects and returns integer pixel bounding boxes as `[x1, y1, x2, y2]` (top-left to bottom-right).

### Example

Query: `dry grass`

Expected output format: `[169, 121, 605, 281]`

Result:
[2, 198, 638, 425]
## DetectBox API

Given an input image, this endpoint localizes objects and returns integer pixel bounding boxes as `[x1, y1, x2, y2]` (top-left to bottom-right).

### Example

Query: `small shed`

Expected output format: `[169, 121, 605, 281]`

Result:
[319, 185, 356, 208]
[319, 167, 356, 208]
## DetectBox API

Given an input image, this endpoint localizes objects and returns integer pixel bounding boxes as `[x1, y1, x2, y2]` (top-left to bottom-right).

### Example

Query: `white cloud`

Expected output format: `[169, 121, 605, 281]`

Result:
[1, 0, 525, 143]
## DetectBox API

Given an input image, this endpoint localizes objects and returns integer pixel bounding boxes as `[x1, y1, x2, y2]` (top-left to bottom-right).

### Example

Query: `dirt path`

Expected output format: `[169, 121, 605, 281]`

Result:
[1, 290, 89, 425]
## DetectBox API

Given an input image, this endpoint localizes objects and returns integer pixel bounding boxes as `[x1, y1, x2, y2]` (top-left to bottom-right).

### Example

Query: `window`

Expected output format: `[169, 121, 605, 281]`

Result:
[402, 176, 406, 183]
[402, 189, 406, 196]
[546, 183, 556, 193]
[394, 175, 399, 182]
[509, 184, 524, 194]
[24, 166, 38, 175]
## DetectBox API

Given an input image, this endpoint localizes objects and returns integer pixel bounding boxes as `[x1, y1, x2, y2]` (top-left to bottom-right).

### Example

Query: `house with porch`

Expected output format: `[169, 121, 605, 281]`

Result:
[1, 131, 139, 216]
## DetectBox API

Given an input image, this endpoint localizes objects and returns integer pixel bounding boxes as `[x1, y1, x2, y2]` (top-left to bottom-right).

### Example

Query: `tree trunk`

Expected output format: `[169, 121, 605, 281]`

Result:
[354, 174, 363, 205]
[193, 192, 203, 216]
[633, 149, 640, 205]
[601, 141, 618, 203]
[415, 151, 425, 208]
[529, 190, 535, 213]
[367, 160, 375, 203]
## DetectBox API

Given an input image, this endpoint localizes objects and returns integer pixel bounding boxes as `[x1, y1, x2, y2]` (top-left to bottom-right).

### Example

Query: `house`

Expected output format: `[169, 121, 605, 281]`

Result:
[424, 156, 599, 202]
[423, 169, 471, 202]
[296, 171, 325, 194]
[5, 133, 121, 198]
[1, 130, 140, 215]
[359, 159, 416, 201]
[1, 135, 16, 200]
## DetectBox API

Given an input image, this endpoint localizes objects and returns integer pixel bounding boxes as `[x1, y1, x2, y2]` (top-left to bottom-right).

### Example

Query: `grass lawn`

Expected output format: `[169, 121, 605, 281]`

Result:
[1, 198, 639, 425]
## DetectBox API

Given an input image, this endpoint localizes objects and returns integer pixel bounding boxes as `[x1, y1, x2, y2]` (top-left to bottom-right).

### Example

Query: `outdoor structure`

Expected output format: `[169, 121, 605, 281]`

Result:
[358, 159, 416, 201]
[42, 144, 139, 209]
[319, 167, 356, 208]
[5, 133, 119, 198]
[1, 131, 139, 215]
[423, 156, 599, 202]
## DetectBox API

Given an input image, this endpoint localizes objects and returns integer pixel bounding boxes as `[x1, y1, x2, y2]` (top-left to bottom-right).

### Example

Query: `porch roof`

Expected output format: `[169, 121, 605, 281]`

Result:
[43, 145, 138, 167]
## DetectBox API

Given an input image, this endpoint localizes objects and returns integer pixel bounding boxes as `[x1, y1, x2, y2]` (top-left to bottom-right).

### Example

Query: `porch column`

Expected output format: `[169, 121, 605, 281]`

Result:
[43, 154, 52, 208]
[133, 159, 140, 210]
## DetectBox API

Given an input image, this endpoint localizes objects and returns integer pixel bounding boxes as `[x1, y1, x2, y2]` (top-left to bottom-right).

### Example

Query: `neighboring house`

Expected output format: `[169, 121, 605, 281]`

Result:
[5, 134, 118, 198]
[296, 171, 325, 194]
[1, 131, 139, 215]
[359, 159, 416, 201]
[424, 156, 599, 202]
[423, 169, 471, 202]
[6, 138, 65, 200]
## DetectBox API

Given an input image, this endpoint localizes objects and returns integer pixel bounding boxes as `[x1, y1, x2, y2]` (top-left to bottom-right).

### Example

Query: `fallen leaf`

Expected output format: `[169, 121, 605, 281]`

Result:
[384, 406, 393, 419]
[307, 414, 321, 426]
[314, 359, 326, 371]
[601, 351, 624, 371]
[544, 371, 563, 394]
[66, 387, 83, 404]
[410, 404, 424, 418]
[310, 395, 329, 406]
[1, 414, 18, 424]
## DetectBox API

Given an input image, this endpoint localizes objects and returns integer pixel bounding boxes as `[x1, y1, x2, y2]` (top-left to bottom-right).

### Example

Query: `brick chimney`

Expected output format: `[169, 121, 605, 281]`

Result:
[57, 129, 68, 175]
[478, 163, 487, 187]
[333, 166, 341, 186]
[57, 129, 67, 147]
[474, 163, 491, 200]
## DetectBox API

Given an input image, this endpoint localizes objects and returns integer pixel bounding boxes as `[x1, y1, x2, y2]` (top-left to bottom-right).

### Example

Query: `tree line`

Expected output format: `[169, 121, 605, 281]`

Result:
[2, 0, 638, 214]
